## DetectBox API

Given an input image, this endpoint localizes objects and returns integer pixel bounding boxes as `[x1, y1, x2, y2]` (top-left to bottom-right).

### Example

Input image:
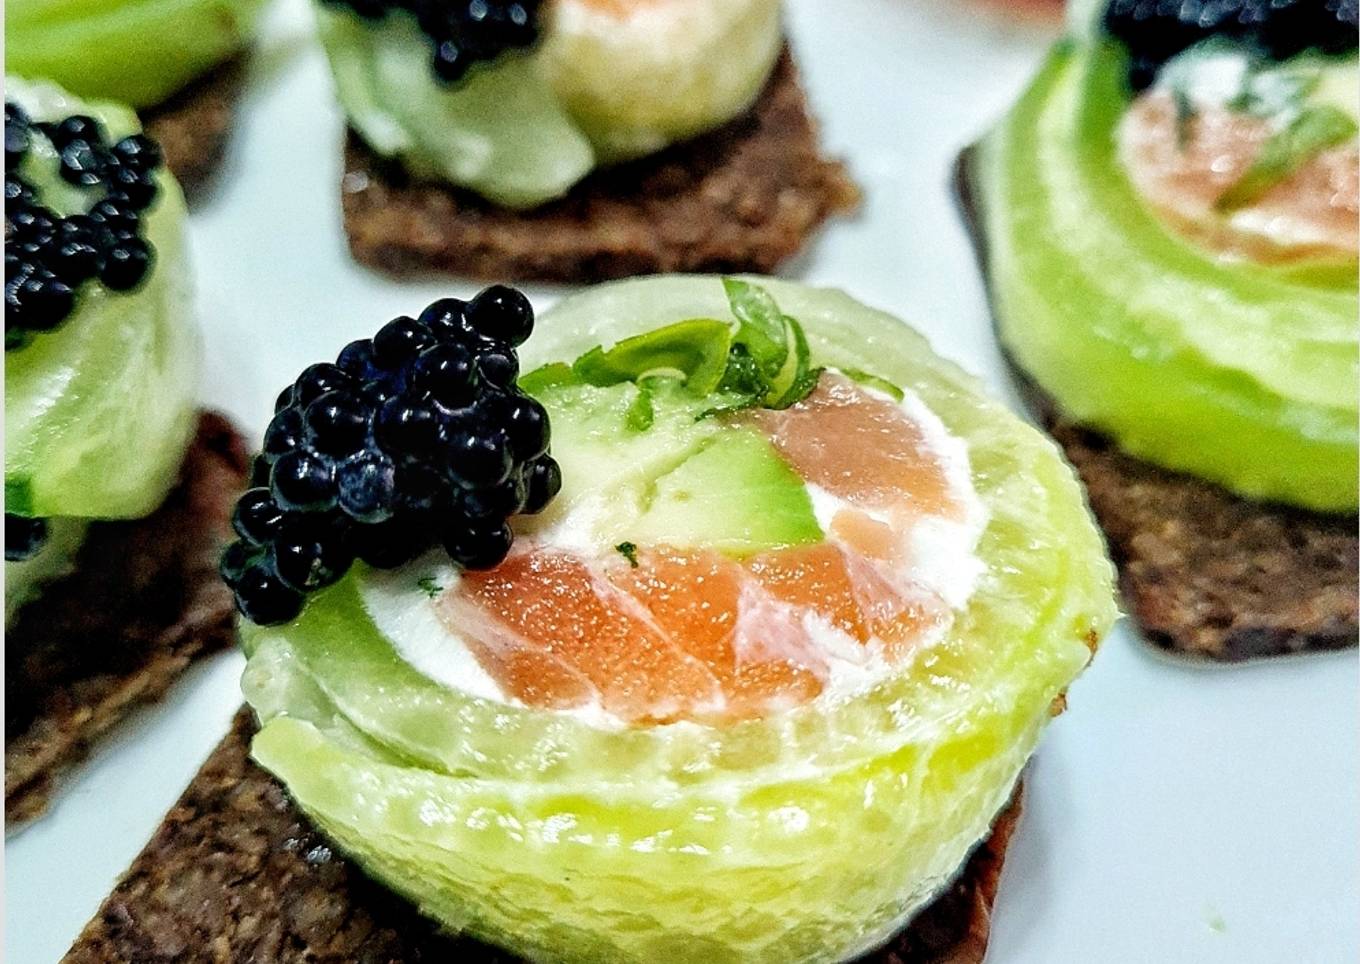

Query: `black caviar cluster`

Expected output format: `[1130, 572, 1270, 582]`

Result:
[1105, 0, 1359, 89]
[321, 0, 544, 84]
[5, 103, 161, 351]
[221, 286, 563, 625]
[5, 515, 48, 563]
[5, 104, 163, 561]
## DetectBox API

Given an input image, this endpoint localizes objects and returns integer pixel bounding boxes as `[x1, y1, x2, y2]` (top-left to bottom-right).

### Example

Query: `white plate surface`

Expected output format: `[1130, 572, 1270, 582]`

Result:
[6, 1, 1359, 961]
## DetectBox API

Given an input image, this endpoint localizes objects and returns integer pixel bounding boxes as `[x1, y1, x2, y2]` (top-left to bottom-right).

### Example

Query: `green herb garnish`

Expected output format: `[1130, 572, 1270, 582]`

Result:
[716, 278, 823, 413]
[840, 368, 905, 402]
[534, 279, 825, 426]
[1218, 105, 1358, 210]
[625, 380, 656, 431]
[615, 542, 639, 567]
[417, 575, 444, 598]
[1227, 60, 1320, 119]
[571, 318, 732, 395]
[1172, 85, 1195, 149]
[516, 362, 577, 397]
[723, 277, 791, 379]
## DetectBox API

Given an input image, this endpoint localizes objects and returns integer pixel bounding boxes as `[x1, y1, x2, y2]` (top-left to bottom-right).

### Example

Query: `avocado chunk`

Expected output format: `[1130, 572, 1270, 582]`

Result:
[625, 427, 821, 555]
[532, 376, 820, 556]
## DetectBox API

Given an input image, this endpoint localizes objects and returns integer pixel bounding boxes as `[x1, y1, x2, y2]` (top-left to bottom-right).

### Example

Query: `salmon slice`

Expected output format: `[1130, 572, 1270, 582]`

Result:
[613, 548, 824, 718]
[1120, 90, 1359, 263]
[443, 541, 947, 724]
[439, 374, 963, 724]
[749, 543, 947, 658]
[829, 507, 901, 562]
[750, 374, 959, 518]
[437, 591, 599, 712]
[449, 549, 725, 724]
[747, 543, 872, 643]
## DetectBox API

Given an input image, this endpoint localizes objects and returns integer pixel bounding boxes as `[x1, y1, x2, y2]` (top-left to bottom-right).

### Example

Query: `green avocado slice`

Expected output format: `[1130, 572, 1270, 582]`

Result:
[624, 427, 821, 555]
[241, 276, 1116, 963]
[968, 42, 1358, 511]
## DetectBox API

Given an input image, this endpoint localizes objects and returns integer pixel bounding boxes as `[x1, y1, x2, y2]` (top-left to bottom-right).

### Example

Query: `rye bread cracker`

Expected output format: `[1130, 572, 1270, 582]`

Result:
[6, 412, 249, 826]
[1034, 410, 1358, 660]
[142, 57, 249, 199]
[64, 706, 1020, 964]
[953, 148, 1359, 660]
[339, 48, 860, 282]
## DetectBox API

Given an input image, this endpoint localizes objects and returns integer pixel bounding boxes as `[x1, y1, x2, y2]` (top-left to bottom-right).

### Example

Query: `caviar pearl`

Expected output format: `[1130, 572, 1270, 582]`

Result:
[467, 284, 535, 346]
[1104, 0, 1359, 90]
[222, 287, 562, 625]
[5, 514, 48, 562]
[231, 562, 306, 626]
[4, 100, 164, 359]
[232, 488, 287, 544]
[317, 0, 544, 85]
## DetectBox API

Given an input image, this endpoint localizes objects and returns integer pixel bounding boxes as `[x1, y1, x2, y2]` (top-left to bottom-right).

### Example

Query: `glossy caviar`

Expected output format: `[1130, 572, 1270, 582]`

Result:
[1104, 0, 1360, 89]
[318, 0, 543, 83]
[221, 286, 562, 625]
[4, 514, 47, 562]
[6, 103, 166, 561]
[5, 102, 161, 351]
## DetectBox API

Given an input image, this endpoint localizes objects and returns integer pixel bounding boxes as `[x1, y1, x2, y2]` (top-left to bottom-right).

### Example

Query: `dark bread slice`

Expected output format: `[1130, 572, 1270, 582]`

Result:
[340, 48, 860, 282]
[142, 56, 249, 200]
[6, 412, 250, 825]
[1034, 409, 1357, 660]
[64, 706, 1020, 964]
[953, 147, 1359, 660]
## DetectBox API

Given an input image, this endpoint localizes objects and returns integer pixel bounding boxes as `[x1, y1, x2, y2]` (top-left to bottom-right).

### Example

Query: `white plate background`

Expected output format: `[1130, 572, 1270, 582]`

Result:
[6, 1, 1359, 960]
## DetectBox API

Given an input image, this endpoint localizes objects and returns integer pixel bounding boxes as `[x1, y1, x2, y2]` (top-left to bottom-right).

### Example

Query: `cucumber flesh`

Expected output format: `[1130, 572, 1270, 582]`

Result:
[5, 78, 199, 520]
[316, 0, 781, 205]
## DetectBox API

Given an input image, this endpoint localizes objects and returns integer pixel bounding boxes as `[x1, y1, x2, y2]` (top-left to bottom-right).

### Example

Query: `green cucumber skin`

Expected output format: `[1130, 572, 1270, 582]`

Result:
[5, 0, 266, 108]
[5, 79, 199, 520]
[974, 43, 1358, 512]
[242, 277, 1117, 963]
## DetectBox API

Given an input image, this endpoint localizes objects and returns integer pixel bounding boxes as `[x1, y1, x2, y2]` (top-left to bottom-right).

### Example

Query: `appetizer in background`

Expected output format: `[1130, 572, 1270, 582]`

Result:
[5, 79, 248, 823]
[67, 277, 1114, 963]
[6, 0, 269, 190]
[322, 1, 858, 280]
[959, 0, 1358, 658]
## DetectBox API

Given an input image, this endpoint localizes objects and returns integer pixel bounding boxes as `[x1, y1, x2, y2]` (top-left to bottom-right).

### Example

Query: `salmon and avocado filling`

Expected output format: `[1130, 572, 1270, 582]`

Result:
[236, 276, 1115, 963]
[415, 361, 983, 725]
[1120, 46, 1358, 265]
[968, 9, 1358, 511]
